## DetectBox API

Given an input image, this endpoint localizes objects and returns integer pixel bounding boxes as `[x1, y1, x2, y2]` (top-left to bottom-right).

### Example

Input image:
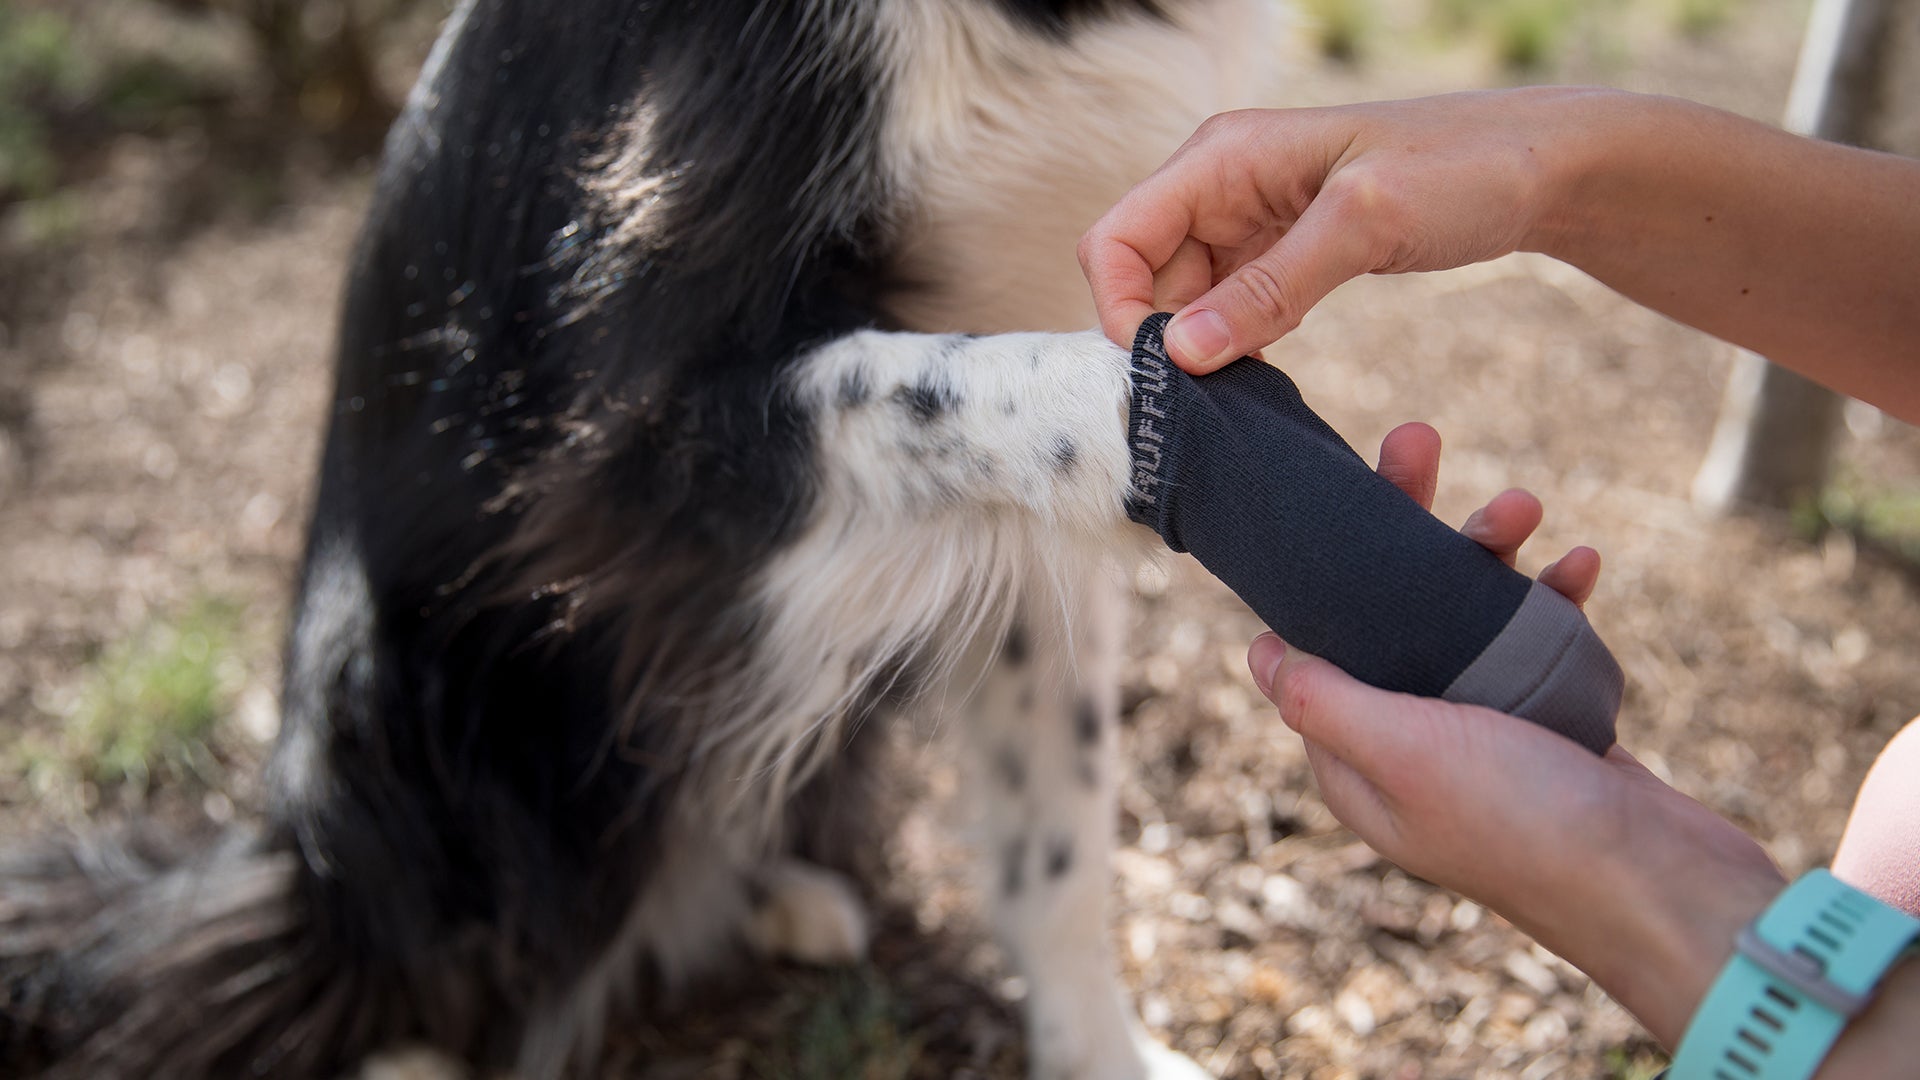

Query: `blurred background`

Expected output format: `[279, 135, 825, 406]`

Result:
[1, 0, 1916, 1077]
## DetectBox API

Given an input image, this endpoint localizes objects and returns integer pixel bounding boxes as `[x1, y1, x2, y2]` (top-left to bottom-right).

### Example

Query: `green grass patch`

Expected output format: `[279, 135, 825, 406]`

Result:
[1605, 1045, 1671, 1080]
[1808, 483, 1920, 565]
[1303, 0, 1374, 62]
[1671, 0, 1739, 38]
[749, 968, 923, 1080]
[1484, 0, 1580, 70]
[59, 597, 247, 792]
[0, 7, 86, 199]
[1425, 0, 1605, 71]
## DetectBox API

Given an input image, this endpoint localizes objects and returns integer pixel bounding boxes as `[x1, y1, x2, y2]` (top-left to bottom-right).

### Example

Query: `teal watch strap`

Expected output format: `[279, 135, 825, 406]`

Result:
[1669, 869, 1920, 1079]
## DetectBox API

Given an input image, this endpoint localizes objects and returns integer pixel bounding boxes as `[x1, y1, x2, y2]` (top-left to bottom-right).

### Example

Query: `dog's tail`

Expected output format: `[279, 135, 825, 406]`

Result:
[0, 822, 395, 1079]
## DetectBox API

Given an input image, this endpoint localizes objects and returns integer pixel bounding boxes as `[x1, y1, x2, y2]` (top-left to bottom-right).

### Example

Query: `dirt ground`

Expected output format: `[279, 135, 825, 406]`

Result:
[4, 1, 1918, 1078]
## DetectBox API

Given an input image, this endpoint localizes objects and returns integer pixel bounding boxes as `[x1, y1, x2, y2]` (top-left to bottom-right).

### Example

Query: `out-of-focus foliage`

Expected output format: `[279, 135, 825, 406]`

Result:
[747, 969, 923, 1080]
[1672, 0, 1741, 38]
[12, 597, 246, 801]
[1305, 0, 1746, 69]
[1806, 478, 1920, 567]
[0, 0, 448, 323]
[1431, 0, 1565, 67]
[1303, 0, 1375, 62]
[0, 8, 84, 198]
[0, 0, 449, 207]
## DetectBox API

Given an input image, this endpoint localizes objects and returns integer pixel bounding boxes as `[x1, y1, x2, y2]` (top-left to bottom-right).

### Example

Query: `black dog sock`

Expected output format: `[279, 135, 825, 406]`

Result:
[1125, 312, 1621, 754]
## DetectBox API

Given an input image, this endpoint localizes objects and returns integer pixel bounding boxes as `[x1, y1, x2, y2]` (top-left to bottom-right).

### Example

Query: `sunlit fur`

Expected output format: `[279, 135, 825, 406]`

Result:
[0, 2, 1289, 1078]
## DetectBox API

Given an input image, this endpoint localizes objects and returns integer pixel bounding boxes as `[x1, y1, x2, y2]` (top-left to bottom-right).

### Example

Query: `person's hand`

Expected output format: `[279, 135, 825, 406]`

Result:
[1248, 423, 1786, 1046]
[1079, 88, 1614, 371]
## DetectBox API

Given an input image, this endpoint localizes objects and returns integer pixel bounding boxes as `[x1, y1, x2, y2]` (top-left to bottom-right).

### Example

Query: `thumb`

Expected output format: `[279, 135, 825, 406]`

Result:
[1248, 633, 1430, 776]
[1164, 191, 1375, 372]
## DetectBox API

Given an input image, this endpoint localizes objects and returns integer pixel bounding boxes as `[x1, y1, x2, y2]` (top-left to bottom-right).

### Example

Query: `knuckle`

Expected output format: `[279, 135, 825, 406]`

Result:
[1229, 260, 1302, 335]
[1328, 168, 1405, 236]
[1076, 226, 1118, 272]
[1324, 170, 1410, 268]
[1330, 165, 1391, 212]
[1194, 110, 1237, 140]
[1192, 109, 1263, 150]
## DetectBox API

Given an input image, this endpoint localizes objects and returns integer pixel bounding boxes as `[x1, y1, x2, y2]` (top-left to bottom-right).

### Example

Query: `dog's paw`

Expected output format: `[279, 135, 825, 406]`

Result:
[744, 859, 869, 965]
[350, 1046, 470, 1080]
[1132, 1030, 1214, 1080]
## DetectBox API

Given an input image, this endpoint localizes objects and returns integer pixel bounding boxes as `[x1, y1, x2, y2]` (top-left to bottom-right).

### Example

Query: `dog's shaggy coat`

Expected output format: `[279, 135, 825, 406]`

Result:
[1, 2, 1283, 1076]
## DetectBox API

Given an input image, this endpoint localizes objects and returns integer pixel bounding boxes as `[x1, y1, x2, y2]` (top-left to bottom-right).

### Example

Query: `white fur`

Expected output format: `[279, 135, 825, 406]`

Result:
[592, 3, 1292, 1077]
[945, 578, 1155, 1079]
[874, 0, 1291, 334]
[744, 859, 872, 965]
[725, 329, 1138, 819]
[719, 5, 1292, 1077]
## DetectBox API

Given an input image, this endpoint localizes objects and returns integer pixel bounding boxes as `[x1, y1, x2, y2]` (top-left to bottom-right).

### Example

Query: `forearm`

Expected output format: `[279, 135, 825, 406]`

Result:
[1527, 91, 1920, 424]
[1534, 830, 1915, 1077]
[1562, 823, 1784, 1049]
[1815, 956, 1920, 1079]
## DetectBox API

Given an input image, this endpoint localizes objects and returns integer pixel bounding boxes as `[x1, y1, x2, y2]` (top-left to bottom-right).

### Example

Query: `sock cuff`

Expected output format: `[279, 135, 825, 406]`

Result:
[1126, 312, 1184, 542]
[1441, 580, 1624, 754]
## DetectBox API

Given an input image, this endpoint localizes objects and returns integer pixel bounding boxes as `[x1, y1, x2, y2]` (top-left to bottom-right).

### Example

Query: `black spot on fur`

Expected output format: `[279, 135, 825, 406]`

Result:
[896, 377, 959, 423]
[1045, 837, 1074, 880]
[995, 745, 1028, 793]
[1003, 621, 1029, 665]
[1002, 836, 1029, 898]
[836, 367, 870, 408]
[1075, 698, 1101, 746]
[1051, 435, 1078, 474]
[989, 0, 1169, 36]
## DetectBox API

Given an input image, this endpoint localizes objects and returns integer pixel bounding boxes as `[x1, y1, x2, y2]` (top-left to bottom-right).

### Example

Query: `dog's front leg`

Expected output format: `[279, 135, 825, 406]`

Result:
[788, 328, 1138, 534]
[777, 329, 1209, 1079]
[951, 582, 1210, 1080]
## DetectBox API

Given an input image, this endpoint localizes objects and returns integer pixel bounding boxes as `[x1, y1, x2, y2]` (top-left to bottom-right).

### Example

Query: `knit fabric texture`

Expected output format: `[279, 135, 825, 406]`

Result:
[1125, 312, 1618, 752]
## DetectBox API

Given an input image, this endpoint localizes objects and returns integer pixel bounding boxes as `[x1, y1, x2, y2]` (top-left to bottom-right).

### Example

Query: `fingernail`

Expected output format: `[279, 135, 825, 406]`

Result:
[1168, 309, 1230, 367]
[1248, 633, 1286, 698]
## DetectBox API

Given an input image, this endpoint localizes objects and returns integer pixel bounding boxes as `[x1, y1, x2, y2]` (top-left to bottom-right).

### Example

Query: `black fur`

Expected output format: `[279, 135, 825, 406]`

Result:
[989, 0, 1169, 34]
[0, 0, 1159, 1076]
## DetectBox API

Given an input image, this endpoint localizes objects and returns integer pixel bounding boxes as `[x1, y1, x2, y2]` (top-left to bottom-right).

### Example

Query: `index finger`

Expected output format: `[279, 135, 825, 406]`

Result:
[1078, 175, 1202, 347]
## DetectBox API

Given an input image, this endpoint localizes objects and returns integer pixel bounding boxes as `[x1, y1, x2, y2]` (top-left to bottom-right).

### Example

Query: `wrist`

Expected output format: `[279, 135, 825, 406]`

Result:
[1591, 841, 1786, 1047]
[1517, 87, 1674, 265]
[1815, 953, 1920, 1079]
[1670, 869, 1920, 1080]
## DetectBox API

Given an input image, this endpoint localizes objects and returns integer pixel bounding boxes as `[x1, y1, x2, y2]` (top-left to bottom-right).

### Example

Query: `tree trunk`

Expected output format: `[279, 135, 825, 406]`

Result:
[1691, 0, 1907, 514]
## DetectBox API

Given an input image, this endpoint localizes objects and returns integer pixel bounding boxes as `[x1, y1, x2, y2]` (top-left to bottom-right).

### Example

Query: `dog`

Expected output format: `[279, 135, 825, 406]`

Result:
[1, 1, 1284, 1076]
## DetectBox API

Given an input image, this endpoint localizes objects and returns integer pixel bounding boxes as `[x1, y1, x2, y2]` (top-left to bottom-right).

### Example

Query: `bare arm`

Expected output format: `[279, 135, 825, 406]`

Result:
[1079, 88, 1920, 423]
[1235, 434, 1920, 1071]
[1535, 91, 1920, 423]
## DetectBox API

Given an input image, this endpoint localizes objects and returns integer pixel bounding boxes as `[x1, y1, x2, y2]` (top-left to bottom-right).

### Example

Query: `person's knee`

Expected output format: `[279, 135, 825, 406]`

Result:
[1832, 717, 1920, 916]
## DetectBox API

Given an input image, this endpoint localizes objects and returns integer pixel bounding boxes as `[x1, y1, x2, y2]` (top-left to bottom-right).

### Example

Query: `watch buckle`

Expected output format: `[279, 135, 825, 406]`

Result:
[1735, 925, 1869, 1017]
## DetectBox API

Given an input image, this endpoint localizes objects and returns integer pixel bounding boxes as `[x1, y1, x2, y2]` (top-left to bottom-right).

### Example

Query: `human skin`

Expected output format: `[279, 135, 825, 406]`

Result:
[1078, 88, 1920, 424]
[1833, 718, 1920, 916]
[1296, 424, 1917, 1072]
[1080, 86, 1920, 1071]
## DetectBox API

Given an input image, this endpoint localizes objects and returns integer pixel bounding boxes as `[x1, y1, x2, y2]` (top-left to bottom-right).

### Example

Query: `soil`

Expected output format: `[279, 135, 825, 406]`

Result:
[4, 2, 1918, 1078]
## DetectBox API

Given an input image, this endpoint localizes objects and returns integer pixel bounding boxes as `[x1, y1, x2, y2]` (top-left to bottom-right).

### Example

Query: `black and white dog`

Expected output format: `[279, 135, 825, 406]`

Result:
[3, 1, 1283, 1076]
